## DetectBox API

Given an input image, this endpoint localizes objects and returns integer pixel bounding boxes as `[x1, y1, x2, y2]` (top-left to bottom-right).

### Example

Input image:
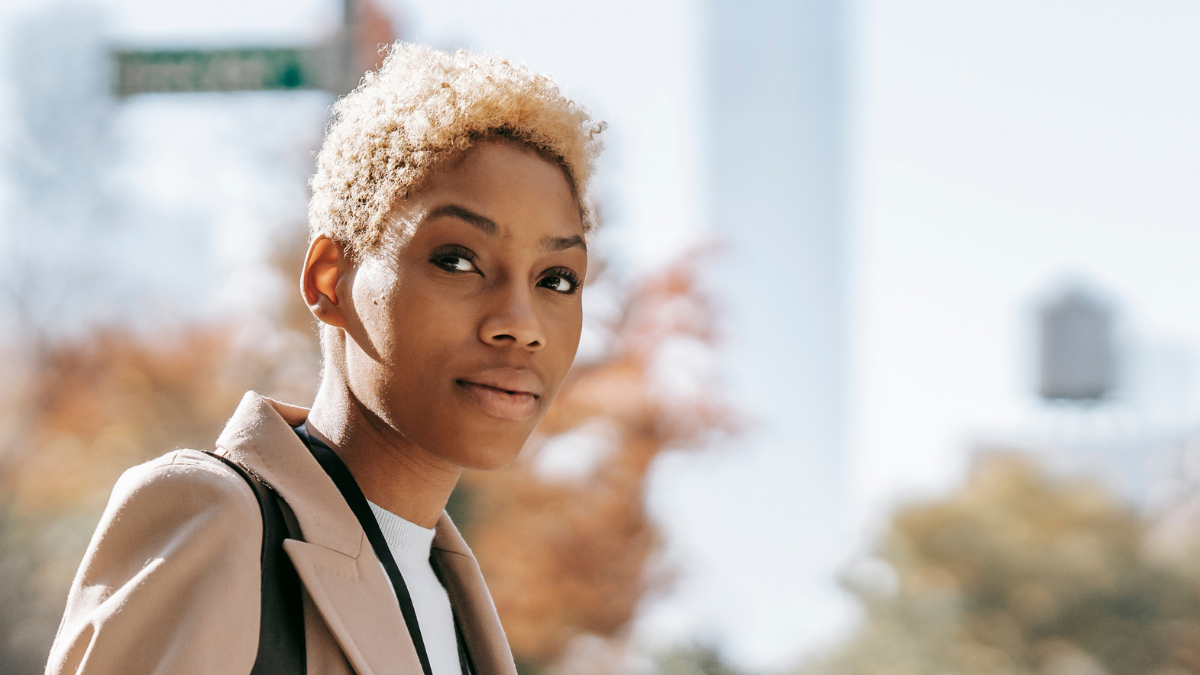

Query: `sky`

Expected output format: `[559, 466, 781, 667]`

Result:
[2, 0, 1200, 671]
[851, 0, 1200, 523]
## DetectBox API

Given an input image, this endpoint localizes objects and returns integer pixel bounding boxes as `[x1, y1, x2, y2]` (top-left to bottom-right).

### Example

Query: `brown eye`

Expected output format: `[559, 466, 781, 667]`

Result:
[538, 269, 580, 294]
[430, 245, 480, 274]
[544, 277, 572, 292]
[436, 256, 476, 273]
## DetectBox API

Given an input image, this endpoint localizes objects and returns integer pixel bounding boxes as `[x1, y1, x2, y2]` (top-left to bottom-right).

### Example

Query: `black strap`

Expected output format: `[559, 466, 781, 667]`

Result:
[206, 452, 306, 675]
[294, 424, 438, 675]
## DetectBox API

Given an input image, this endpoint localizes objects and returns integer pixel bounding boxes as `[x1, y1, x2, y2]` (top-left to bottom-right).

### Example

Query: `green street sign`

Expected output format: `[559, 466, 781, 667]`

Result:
[115, 47, 331, 96]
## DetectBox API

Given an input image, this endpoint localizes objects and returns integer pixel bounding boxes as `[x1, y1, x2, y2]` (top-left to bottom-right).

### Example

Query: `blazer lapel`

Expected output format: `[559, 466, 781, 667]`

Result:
[284, 538, 425, 675]
[215, 392, 519, 675]
[215, 392, 359, 556]
[215, 392, 425, 675]
[433, 515, 519, 675]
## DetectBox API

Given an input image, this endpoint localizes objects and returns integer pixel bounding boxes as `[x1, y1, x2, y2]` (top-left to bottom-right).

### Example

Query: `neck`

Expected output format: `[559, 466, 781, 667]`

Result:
[305, 366, 462, 530]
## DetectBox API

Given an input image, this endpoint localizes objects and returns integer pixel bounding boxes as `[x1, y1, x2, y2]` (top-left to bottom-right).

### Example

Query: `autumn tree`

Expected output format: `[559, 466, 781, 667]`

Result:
[0, 320, 320, 674]
[801, 452, 1200, 675]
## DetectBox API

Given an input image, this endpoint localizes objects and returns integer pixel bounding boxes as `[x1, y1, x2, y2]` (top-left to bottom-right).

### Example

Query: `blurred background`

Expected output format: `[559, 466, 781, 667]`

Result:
[1, 0, 1200, 674]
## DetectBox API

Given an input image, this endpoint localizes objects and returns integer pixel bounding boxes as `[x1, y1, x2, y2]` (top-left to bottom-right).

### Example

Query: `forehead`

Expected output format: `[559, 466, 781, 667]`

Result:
[413, 140, 583, 236]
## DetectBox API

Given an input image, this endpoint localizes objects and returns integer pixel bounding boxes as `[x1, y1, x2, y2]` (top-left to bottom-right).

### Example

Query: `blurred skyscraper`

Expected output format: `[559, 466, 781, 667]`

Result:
[703, 0, 851, 663]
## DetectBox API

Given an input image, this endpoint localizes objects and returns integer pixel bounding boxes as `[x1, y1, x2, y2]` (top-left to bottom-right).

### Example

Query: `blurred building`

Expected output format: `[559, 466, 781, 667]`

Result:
[699, 0, 852, 664]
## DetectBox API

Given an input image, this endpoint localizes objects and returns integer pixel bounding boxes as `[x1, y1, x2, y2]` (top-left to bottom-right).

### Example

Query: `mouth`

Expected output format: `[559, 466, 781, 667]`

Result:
[455, 376, 542, 421]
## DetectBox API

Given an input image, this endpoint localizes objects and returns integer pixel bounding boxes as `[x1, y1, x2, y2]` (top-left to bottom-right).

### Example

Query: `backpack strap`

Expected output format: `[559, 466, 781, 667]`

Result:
[206, 452, 307, 675]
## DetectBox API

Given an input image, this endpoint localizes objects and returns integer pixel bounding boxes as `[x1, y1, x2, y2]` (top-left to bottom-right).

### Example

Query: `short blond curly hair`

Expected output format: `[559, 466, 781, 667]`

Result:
[308, 43, 605, 257]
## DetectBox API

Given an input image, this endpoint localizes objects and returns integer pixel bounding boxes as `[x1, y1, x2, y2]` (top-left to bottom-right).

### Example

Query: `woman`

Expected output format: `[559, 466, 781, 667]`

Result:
[47, 43, 604, 675]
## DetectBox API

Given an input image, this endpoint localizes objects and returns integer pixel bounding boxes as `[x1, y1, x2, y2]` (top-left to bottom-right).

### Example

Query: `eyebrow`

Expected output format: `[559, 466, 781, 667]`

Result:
[428, 203, 587, 253]
[427, 204, 497, 235]
[542, 234, 587, 253]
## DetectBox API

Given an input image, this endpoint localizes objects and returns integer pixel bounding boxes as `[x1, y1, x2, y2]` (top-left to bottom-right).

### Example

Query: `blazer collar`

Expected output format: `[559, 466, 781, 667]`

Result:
[215, 391, 483, 559]
[215, 391, 360, 557]
[214, 391, 517, 675]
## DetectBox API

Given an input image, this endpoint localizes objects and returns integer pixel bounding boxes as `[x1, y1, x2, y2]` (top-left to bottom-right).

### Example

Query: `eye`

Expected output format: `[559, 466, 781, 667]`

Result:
[437, 255, 476, 272]
[430, 246, 479, 274]
[538, 268, 580, 295]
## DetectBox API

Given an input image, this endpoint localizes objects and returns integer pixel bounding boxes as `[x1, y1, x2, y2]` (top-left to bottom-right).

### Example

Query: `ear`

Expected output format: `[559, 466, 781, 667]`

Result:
[301, 235, 348, 329]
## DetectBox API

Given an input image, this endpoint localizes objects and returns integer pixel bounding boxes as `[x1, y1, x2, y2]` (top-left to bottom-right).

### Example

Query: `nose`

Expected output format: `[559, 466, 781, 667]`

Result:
[479, 283, 545, 350]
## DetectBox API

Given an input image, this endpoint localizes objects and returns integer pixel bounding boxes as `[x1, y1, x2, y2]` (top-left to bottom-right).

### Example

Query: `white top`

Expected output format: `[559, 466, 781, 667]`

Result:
[367, 502, 462, 675]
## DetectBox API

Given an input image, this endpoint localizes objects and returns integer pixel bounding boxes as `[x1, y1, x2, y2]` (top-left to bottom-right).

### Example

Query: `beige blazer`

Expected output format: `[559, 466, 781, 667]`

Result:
[46, 392, 518, 675]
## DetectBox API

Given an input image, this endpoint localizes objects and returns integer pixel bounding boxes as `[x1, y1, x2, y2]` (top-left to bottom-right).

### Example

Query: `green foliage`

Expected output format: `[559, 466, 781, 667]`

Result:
[658, 644, 746, 675]
[800, 452, 1200, 675]
[0, 509, 41, 675]
[0, 506, 97, 675]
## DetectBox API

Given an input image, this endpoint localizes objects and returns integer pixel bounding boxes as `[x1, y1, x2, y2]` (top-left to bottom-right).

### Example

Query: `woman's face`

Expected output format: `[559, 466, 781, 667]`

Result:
[337, 140, 586, 470]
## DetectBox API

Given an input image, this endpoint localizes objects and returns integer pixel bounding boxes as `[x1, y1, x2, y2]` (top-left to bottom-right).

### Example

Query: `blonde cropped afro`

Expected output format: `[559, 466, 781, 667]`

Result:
[308, 43, 605, 256]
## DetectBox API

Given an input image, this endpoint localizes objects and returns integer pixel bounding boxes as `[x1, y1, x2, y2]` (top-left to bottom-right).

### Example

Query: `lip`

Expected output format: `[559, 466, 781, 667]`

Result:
[455, 367, 543, 421]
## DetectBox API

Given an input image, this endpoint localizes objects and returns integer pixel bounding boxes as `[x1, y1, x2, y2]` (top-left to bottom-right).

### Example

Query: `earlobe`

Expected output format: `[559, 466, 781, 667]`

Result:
[301, 235, 347, 328]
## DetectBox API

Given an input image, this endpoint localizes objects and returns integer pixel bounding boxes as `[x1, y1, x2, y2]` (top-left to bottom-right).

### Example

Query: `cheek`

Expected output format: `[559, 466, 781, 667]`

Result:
[545, 303, 584, 375]
[352, 260, 479, 371]
[351, 260, 404, 359]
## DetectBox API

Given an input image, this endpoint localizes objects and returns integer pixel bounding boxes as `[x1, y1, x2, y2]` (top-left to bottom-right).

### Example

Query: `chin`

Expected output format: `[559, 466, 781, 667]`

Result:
[445, 428, 529, 471]
[458, 442, 525, 471]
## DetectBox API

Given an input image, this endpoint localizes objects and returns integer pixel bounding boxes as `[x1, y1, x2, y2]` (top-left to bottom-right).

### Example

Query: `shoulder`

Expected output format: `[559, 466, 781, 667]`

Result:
[85, 447, 265, 580]
[87, 449, 264, 566]
[107, 449, 261, 528]
[115, 448, 255, 497]
[48, 449, 264, 674]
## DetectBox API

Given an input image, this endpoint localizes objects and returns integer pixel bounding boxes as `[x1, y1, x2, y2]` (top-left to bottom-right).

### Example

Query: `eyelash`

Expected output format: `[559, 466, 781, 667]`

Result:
[430, 246, 478, 273]
[538, 267, 582, 295]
